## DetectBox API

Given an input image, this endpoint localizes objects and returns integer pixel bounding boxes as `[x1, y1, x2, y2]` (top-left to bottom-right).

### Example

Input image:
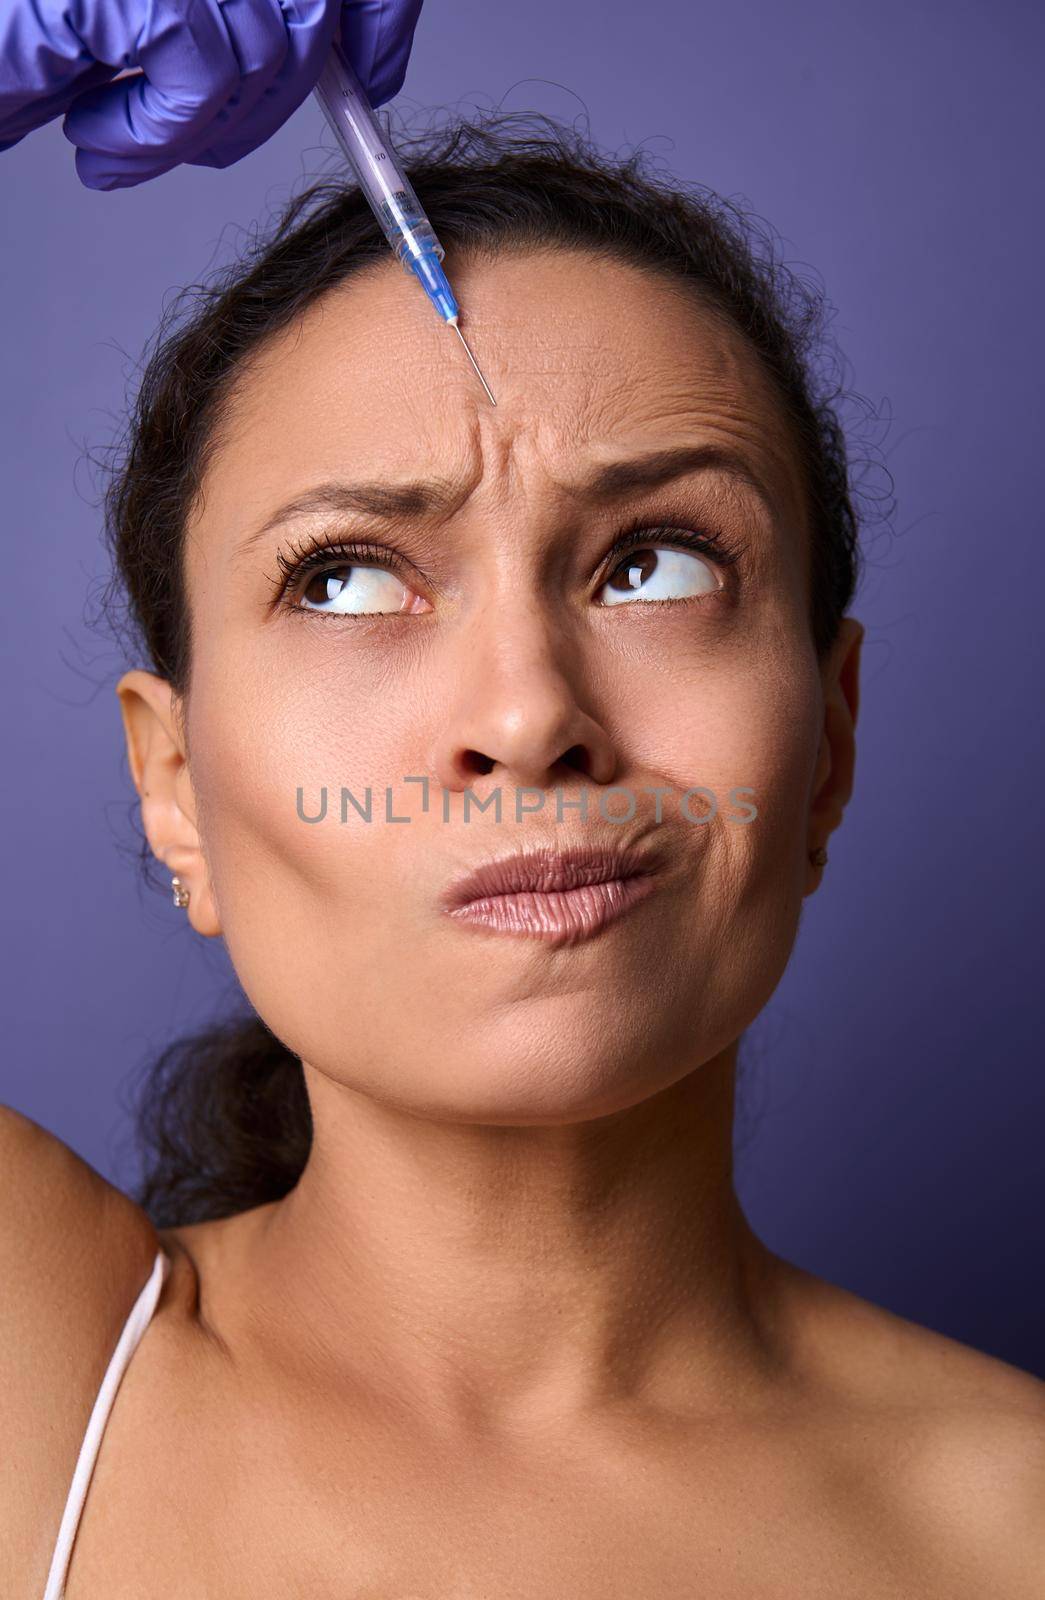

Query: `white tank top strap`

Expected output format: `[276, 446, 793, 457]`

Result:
[41, 1246, 170, 1600]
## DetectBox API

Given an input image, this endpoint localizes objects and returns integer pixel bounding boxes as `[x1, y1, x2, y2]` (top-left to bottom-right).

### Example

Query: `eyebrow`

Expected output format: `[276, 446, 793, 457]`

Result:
[235, 443, 774, 559]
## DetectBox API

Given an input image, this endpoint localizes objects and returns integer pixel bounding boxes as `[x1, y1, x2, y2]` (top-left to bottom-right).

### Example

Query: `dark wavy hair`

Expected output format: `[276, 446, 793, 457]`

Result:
[96, 112, 875, 1228]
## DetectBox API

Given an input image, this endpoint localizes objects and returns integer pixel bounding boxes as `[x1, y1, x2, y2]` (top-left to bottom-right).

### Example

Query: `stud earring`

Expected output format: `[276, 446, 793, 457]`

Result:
[171, 875, 191, 909]
[808, 846, 828, 867]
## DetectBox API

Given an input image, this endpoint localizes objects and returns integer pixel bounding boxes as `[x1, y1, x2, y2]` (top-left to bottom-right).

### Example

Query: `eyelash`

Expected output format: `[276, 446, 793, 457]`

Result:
[271, 520, 746, 615]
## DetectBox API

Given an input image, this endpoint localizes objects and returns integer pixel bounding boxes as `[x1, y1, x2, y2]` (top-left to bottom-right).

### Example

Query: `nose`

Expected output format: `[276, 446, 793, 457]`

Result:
[431, 610, 619, 796]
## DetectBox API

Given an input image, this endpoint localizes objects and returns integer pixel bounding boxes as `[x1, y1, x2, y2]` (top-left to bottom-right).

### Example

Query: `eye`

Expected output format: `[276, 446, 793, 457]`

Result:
[596, 528, 733, 607]
[298, 563, 419, 615]
[274, 538, 429, 616]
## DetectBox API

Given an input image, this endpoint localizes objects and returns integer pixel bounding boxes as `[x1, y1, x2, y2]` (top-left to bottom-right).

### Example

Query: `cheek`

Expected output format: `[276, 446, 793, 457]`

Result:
[602, 604, 821, 848]
[191, 622, 421, 849]
[606, 619, 823, 1051]
[183, 632, 429, 1020]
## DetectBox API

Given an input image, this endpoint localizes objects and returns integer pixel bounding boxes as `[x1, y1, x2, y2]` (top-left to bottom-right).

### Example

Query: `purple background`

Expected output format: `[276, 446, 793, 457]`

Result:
[2, 1, 1043, 1376]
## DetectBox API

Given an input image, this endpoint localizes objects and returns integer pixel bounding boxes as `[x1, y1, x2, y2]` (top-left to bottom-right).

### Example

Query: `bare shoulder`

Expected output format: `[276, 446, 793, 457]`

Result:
[773, 1254, 1045, 1592]
[0, 1104, 160, 1325]
[0, 1105, 160, 1587]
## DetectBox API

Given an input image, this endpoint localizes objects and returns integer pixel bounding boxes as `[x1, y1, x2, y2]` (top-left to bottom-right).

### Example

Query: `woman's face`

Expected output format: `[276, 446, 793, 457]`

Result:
[151, 246, 859, 1123]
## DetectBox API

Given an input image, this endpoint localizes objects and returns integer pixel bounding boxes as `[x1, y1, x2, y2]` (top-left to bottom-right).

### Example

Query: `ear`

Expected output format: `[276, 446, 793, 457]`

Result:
[804, 616, 864, 897]
[115, 669, 221, 937]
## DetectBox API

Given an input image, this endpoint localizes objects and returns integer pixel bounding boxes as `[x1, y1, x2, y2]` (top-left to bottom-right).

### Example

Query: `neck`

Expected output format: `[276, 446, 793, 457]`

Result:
[245, 1044, 783, 1442]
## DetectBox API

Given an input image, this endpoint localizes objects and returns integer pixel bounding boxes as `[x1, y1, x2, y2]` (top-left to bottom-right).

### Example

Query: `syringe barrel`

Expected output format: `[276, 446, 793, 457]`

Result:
[313, 42, 442, 269]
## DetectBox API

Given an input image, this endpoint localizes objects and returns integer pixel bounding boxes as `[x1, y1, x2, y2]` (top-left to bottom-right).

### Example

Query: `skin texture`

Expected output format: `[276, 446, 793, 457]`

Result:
[7, 248, 1045, 1597]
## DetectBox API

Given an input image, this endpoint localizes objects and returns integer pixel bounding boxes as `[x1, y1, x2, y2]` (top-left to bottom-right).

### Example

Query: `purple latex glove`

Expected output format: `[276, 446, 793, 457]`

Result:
[0, 0, 424, 190]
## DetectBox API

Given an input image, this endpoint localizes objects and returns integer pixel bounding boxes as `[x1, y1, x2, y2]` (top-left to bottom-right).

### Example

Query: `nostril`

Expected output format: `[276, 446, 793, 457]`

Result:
[461, 750, 496, 777]
[561, 745, 592, 776]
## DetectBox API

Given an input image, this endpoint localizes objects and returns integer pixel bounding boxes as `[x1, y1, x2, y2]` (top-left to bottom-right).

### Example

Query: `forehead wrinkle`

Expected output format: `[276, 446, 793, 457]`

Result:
[194, 248, 812, 578]
[613, 373, 807, 529]
[499, 373, 792, 519]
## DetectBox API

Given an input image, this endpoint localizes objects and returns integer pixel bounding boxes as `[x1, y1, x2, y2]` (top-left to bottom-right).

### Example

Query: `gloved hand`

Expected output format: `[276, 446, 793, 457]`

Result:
[0, 0, 424, 190]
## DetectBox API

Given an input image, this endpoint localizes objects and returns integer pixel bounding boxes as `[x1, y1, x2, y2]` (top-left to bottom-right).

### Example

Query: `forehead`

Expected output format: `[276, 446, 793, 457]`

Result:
[200, 247, 806, 535]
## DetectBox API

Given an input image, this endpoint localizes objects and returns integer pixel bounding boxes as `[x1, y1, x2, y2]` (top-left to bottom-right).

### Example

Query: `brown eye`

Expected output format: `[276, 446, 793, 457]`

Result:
[297, 562, 420, 615]
[598, 545, 721, 606]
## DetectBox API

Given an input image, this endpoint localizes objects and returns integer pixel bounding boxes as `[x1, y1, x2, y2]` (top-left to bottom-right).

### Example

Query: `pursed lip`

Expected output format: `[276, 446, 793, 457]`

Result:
[440, 841, 664, 912]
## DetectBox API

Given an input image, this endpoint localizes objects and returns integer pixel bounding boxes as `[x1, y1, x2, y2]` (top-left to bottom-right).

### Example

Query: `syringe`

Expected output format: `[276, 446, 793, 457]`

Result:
[313, 42, 496, 405]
